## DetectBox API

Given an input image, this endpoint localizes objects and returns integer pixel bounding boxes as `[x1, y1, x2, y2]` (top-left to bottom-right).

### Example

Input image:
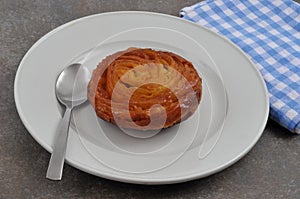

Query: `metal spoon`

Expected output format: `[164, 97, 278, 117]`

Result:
[46, 63, 90, 180]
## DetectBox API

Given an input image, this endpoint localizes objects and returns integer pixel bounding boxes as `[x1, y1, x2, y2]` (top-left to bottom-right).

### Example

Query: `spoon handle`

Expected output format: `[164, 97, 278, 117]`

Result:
[46, 107, 72, 180]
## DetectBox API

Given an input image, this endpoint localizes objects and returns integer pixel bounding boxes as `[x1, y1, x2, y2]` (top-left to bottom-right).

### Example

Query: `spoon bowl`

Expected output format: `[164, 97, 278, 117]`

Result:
[56, 63, 90, 108]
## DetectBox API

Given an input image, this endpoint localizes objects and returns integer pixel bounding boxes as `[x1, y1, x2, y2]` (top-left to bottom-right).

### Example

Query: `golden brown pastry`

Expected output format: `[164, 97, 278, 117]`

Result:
[88, 48, 202, 130]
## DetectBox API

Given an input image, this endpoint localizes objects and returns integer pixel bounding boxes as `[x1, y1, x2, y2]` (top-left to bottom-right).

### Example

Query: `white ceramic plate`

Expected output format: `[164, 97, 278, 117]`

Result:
[14, 11, 269, 184]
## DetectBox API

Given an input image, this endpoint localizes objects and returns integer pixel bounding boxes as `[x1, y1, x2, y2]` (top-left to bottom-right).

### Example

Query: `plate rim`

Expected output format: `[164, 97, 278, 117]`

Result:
[14, 11, 269, 184]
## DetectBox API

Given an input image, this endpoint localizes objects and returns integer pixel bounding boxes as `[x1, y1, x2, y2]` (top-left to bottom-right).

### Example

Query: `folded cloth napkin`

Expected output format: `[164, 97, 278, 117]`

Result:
[181, 0, 300, 134]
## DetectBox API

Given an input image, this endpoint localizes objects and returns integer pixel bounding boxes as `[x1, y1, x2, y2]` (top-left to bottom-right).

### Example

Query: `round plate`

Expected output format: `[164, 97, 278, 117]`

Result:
[14, 11, 269, 184]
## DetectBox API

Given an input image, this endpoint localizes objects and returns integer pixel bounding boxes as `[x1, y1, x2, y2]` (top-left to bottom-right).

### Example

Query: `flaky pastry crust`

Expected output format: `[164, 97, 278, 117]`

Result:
[88, 48, 202, 130]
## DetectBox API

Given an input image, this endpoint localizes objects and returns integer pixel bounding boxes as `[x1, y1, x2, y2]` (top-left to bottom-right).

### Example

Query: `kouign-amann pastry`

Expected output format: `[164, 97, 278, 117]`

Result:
[88, 48, 202, 130]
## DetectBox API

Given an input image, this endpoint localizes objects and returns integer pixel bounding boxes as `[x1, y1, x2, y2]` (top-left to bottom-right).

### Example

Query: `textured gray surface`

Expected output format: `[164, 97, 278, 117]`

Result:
[1, 0, 300, 198]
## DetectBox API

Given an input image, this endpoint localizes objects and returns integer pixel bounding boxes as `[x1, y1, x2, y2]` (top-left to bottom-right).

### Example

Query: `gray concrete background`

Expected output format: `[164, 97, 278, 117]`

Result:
[1, 0, 300, 198]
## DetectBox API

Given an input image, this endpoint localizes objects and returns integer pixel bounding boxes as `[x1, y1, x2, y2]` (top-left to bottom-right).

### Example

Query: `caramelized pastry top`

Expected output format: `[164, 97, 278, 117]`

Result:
[88, 48, 202, 130]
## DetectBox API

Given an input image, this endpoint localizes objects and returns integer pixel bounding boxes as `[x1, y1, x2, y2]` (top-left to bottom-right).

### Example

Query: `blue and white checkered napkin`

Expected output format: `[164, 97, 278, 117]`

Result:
[181, 0, 300, 134]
